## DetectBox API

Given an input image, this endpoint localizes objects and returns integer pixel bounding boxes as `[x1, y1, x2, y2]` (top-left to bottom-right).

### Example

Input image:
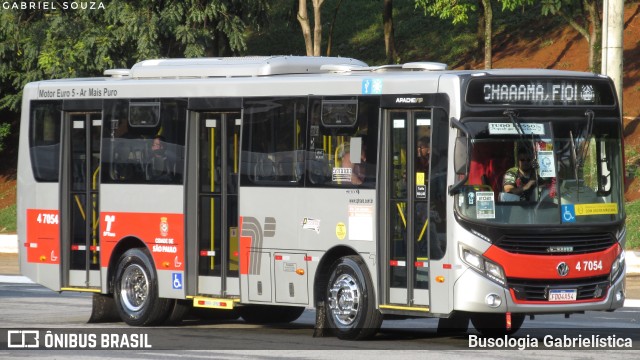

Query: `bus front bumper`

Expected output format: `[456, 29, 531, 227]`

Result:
[453, 267, 626, 314]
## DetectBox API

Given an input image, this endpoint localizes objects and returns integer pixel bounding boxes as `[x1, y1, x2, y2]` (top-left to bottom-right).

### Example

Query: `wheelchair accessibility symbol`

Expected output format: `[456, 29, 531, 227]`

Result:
[172, 273, 183, 290]
[561, 204, 576, 223]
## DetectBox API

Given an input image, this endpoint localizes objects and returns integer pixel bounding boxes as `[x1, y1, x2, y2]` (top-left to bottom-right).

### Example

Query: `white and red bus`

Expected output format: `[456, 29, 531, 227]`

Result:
[17, 56, 627, 339]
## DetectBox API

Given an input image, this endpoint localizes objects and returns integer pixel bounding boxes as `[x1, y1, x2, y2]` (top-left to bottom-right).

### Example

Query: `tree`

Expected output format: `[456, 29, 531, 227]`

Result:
[383, 0, 399, 64]
[502, 0, 600, 72]
[326, 0, 344, 56]
[0, 1, 268, 155]
[0, 0, 269, 112]
[542, 0, 601, 72]
[297, 0, 325, 56]
[415, 0, 494, 69]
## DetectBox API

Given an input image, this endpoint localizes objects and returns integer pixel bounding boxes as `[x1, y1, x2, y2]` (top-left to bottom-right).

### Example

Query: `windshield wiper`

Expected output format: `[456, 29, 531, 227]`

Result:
[504, 109, 540, 192]
[578, 110, 595, 169]
[569, 110, 595, 202]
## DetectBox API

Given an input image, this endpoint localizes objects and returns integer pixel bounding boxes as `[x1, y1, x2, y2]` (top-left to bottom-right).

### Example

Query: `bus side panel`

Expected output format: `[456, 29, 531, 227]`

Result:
[18, 85, 62, 291]
[100, 184, 185, 298]
[239, 187, 377, 306]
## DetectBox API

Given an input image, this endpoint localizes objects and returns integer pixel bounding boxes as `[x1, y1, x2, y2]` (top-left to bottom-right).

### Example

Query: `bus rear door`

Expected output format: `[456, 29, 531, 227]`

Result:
[60, 111, 102, 290]
[186, 109, 242, 299]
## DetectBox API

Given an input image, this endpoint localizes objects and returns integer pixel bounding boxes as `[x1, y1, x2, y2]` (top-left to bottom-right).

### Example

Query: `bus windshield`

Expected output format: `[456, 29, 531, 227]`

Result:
[455, 117, 625, 225]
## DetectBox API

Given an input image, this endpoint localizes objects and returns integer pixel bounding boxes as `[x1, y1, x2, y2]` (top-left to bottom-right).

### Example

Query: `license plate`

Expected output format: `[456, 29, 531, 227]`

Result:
[548, 289, 577, 302]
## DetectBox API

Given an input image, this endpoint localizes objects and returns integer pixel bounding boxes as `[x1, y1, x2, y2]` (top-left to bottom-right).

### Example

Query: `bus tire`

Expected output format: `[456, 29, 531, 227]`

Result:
[470, 313, 525, 337]
[163, 299, 191, 325]
[239, 305, 305, 324]
[113, 248, 172, 326]
[325, 255, 382, 340]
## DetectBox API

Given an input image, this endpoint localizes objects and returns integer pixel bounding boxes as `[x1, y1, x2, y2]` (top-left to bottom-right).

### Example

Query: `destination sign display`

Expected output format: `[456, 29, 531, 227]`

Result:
[466, 78, 615, 106]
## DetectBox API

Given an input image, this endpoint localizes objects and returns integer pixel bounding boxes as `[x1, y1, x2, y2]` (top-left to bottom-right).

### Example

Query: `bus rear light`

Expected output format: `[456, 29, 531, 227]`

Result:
[436, 276, 445, 283]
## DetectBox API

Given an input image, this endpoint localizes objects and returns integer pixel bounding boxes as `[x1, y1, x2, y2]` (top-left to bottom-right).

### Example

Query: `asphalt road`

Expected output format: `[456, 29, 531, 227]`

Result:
[0, 280, 639, 359]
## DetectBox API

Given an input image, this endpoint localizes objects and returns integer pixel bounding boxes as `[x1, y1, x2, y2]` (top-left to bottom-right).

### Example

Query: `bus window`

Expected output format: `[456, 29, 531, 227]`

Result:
[306, 97, 378, 188]
[29, 101, 62, 182]
[101, 99, 186, 184]
[241, 98, 306, 186]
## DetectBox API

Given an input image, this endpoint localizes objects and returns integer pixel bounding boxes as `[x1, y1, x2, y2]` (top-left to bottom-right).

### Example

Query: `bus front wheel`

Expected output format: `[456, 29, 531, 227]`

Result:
[325, 255, 382, 340]
[113, 248, 172, 326]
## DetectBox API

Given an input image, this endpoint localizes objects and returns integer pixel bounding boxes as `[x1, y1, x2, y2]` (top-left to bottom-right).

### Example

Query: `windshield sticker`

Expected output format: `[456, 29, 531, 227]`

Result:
[476, 191, 495, 219]
[538, 151, 555, 178]
[575, 203, 618, 216]
[561, 203, 618, 222]
[488, 123, 545, 135]
[561, 204, 577, 223]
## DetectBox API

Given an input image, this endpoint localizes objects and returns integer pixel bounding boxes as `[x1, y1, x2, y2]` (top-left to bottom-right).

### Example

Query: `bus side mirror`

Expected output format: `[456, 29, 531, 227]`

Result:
[454, 136, 468, 175]
[448, 117, 470, 196]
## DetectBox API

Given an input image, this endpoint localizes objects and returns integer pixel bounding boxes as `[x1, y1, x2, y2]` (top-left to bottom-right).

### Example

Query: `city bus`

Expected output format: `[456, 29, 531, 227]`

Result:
[17, 56, 627, 340]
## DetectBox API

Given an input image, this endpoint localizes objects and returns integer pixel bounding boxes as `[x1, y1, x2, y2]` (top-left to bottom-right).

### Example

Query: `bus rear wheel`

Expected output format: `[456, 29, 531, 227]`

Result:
[470, 313, 525, 337]
[113, 248, 172, 326]
[325, 255, 382, 340]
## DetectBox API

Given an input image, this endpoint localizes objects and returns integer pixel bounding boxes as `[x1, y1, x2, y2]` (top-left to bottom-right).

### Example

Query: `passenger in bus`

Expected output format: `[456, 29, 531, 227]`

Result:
[502, 147, 539, 201]
[416, 136, 430, 176]
[341, 148, 365, 185]
[341, 141, 368, 185]
[147, 135, 175, 181]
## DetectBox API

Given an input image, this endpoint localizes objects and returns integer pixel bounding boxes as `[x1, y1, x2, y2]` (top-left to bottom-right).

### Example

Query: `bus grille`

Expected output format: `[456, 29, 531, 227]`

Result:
[495, 233, 615, 255]
[508, 276, 610, 301]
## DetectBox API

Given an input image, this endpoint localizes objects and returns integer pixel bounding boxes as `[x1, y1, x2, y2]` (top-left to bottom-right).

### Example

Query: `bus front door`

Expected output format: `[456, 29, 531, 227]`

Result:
[188, 112, 241, 298]
[383, 109, 434, 309]
[61, 112, 102, 289]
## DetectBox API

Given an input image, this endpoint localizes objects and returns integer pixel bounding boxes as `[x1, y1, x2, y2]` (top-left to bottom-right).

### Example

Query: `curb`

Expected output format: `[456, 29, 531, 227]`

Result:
[626, 250, 640, 275]
[0, 234, 18, 254]
[2, 234, 640, 274]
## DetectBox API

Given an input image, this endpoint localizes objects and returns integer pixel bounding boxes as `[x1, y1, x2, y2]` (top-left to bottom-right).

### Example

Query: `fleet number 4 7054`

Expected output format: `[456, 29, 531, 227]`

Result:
[36, 213, 59, 225]
[575, 260, 603, 272]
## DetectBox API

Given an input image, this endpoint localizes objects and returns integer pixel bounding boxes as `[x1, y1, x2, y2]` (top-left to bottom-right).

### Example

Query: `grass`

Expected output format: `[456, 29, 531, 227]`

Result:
[626, 200, 640, 250]
[0, 204, 16, 233]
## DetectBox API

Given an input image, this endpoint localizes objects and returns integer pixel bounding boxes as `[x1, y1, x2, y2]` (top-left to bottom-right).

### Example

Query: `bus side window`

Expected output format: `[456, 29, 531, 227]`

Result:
[241, 98, 306, 186]
[29, 102, 62, 182]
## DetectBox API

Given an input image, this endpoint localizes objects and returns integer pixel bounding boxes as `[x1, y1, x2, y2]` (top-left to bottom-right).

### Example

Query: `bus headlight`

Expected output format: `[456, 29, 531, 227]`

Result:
[610, 251, 625, 283]
[462, 248, 482, 268]
[461, 247, 506, 286]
